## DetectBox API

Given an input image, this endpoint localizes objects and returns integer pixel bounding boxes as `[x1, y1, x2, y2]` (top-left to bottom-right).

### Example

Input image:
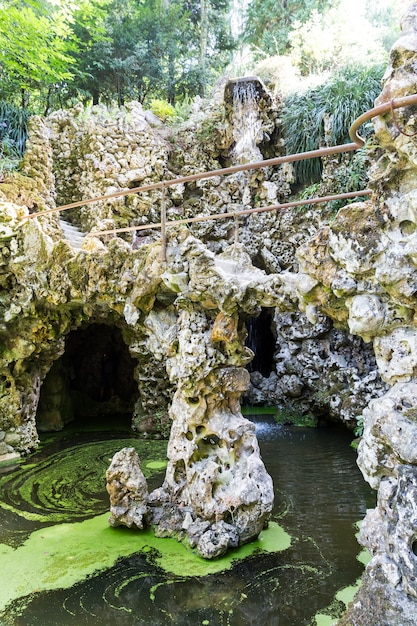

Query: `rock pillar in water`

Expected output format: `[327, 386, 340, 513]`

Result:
[147, 306, 274, 559]
[105, 237, 280, 559]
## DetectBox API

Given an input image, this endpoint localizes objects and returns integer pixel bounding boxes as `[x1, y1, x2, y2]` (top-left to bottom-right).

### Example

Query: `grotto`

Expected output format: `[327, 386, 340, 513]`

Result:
[2, 3, 417, 625]
[36, 323, 139, 431]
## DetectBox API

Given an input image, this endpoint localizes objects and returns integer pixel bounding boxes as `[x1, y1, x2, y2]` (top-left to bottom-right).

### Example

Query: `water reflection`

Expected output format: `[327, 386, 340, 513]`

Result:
[0, 417, 374, 625]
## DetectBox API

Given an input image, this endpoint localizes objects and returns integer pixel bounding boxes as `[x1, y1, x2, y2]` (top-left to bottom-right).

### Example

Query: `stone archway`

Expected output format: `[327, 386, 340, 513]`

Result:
[37, 323, 139, 432]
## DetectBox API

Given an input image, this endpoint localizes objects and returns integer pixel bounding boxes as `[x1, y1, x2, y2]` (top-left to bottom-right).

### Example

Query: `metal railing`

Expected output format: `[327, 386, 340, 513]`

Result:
[20, 94, 417, 245]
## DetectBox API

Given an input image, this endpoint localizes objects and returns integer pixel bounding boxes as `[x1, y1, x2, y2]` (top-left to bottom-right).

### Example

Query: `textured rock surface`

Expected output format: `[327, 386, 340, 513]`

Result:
[102, 241, 279, 556]
[1, 183, 281, 555]
[142, 243, 277, 556]
[337, 565, 417, 626]
[294, 5, 417, 621]
[106, 447, 148, 529]
[244, 309, 388, 425]
[1, 3, 417, 580]
[0, 76, 382, 456]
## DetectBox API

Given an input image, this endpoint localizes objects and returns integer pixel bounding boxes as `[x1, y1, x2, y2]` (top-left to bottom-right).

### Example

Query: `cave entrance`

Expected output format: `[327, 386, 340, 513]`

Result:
[246, 308, 276, 377]
[37, 323, 139, 432]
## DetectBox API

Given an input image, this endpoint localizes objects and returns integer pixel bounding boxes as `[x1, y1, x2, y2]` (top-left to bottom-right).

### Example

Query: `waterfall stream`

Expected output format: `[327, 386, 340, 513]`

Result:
[231, 80, 263, 165]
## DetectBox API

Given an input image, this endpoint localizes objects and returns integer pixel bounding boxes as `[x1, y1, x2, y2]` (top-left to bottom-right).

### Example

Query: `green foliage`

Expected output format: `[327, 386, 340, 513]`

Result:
[149, 95, 194, 125]
[281, 93, 323, 184]
[0, 101, 29, 175]
[244, 0, 397, 73]
[66, 0, 234, 107]
[149, 99, 176, 122]
[0, 102, 29, 157]
[282, 63, 384, 185]
[288, 2, 389, 75]
[274, 408, 318, 428]
[244, 0, 332, 58]
[297, 182, 322, 210]
[326, 147, 370, 212]
[172, 96, 194, 122]
[0, 0, 233, 112]
[354, 415, 364, 438]
[0, 0, 75, 106]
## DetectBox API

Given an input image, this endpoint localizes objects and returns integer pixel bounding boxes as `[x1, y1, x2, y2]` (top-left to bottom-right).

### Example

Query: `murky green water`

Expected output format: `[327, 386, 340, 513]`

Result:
[0, 415, 374, 625]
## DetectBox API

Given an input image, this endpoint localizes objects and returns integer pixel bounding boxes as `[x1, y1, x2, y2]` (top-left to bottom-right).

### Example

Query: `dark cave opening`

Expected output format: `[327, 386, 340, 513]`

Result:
[65, 324, 137, 403]
[246, 309, 276, 377]
[37, 324, 139, 432]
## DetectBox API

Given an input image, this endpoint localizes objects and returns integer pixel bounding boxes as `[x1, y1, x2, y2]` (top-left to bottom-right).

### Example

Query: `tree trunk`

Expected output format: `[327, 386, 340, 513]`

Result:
[167, 50, 176, 104]
[199, 0, 209, 96]
[117, 74, 124, 107]
[21, 88, 29, 109]
[44, 86, 53, 116]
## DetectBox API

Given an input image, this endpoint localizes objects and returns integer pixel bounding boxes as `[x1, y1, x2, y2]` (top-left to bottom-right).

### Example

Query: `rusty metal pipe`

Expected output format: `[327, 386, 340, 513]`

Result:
[91, 189, 372, 237]
[349, 93, 417, 145]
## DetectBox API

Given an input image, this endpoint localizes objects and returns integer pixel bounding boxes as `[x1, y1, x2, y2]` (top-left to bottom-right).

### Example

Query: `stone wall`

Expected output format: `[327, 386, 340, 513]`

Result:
[0, 58, 391, 453]
[0, 198, 286, 553]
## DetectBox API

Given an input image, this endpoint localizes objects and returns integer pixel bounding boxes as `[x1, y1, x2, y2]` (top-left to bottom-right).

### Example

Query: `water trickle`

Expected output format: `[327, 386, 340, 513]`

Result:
[231, 80, 263, 165]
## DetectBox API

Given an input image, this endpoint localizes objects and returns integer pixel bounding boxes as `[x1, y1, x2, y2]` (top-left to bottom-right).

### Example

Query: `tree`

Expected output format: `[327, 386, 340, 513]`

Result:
[0, 0, 234, 111]
[183, 0, 234, 97]
[0, 0, 75, 108]
[69, 0, 233, 105]
[243, 0, 332, 58]
[69, 0, 197, 105]
[288, 1, 391, 76]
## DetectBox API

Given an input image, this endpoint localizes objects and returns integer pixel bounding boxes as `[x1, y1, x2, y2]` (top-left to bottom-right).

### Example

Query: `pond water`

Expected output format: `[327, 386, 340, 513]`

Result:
[0, 413, 374, 626]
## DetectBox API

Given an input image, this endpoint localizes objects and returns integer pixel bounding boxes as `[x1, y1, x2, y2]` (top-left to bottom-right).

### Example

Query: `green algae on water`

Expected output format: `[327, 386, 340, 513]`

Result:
[0, 515, 291, 613]
[146, 460, 168, 470]
[336, 581, 360, 606]
[0, 438, 168, 525]
[315, 615, 337, 626]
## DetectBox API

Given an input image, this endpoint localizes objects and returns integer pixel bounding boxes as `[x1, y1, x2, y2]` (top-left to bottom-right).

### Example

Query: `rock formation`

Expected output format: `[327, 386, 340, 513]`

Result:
[0, 72, 383, 459]
[105, 240, 280, 557]
[1, 0, 417, 592]
[1, 155, 290, 555]
[106, 447, 149, 529]
[297, 4, 417, 622]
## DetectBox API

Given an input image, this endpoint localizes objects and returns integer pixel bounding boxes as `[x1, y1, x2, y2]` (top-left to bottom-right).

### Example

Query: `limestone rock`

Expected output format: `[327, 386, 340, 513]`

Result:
[358, 467, 417, 599]
[337, 565, 417, 626]
[358, 382, 417, 489]
[197, 521, 239, 559]
[106, 447, 149, 529]
[374, 327, 417, 384]
[3, 16, 417, 586]
[244, 309, 387, 426]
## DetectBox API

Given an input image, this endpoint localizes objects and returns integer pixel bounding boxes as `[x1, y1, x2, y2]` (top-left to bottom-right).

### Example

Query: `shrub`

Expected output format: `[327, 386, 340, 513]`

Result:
[0, 101, 29, 157]
[0, 101, 29, 176]
[281, 63, 384, 185]
[172, 95, 193, 122]
[149, 98, 176, 122]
